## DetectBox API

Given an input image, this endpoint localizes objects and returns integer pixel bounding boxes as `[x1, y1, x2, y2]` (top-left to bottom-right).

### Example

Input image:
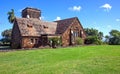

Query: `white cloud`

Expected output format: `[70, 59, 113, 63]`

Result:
[55, 16, 61, 21]
[100, 3, 112, 12]
[116, 19, 120, 22]
[69, 6, 82, 11]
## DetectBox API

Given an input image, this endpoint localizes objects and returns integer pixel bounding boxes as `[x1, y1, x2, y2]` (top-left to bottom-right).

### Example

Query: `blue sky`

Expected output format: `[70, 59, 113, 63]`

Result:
[0, 0, 120, 38]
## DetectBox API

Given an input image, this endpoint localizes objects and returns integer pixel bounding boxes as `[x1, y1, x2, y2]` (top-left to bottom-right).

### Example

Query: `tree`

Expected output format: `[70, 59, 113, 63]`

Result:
[84, 28, 98, 36]
[7, 9, 15, 24]
[84, 28, 103, 45]
[98, 32, 103, 40]
[1, 29, 12, 45]
[84, 28, 103, 40]
[109, 30, 120, 37]
[2, 29, 12, 39]
[105, 35, 109, 43]
[108, 30, 120, 45]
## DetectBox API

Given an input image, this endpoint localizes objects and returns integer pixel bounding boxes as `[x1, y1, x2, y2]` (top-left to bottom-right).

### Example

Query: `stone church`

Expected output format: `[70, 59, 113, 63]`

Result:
[11, 7, 86, 48]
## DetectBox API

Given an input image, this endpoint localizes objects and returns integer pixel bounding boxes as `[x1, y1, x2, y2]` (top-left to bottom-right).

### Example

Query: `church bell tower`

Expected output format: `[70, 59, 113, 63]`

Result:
[22, 7, 41, 19]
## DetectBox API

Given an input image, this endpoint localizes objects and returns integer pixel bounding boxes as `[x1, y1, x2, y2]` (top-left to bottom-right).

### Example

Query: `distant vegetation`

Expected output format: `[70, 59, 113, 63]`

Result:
[0, 29, 12, 46]
[105, 30, 120, 45]
[84, 28, 120, 45]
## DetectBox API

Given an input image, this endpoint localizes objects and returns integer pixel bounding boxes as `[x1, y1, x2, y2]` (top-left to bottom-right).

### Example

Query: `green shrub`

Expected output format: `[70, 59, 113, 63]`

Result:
[85, 36, 96, 44]
[75, 37, 84, 45]
[0, 38, 11, 46]
[48, 37, 62, 48]
[85, 36, 103, 45]
[93, 39, 103, 45]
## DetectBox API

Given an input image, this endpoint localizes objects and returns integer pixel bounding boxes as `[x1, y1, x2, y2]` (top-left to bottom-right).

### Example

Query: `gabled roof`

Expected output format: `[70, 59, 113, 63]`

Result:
[15, 18, 57, 36]
[55, 17, 78, 34]
[14, 17, 84, 37]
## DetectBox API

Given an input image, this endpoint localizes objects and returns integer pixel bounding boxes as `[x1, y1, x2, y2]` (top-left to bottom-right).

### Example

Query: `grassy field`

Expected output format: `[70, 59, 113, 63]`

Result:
[0, 45, 120, 74]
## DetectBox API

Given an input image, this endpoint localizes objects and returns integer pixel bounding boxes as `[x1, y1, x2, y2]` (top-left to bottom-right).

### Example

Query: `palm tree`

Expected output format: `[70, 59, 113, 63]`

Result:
[7, 9, 15, 24]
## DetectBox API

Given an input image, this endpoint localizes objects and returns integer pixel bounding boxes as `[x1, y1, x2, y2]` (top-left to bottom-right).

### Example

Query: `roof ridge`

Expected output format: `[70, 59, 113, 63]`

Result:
[22, 7, 41, 12]
[54, 17, 78, 22]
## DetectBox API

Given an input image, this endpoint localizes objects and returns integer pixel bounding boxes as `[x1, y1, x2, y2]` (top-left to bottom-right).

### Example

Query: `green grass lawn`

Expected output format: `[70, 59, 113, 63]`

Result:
[0, 45, 120, 74]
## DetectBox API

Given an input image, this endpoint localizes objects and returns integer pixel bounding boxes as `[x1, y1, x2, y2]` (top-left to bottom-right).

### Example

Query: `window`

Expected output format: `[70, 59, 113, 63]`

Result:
[75, 31, 79, 37]
[35, 38, 38, 44]
[71, 30, 79, 43]
[73, 31, 79, 37]
[30, 39, 34, 44]
[30, 38, 39, 44]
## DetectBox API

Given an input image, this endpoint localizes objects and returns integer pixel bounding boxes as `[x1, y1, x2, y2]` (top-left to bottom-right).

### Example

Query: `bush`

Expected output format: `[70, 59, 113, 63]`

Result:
[85, 36, 96, 44]
[48, 37, 62, 48]
[75, 37, 84, 45]
[85, 36, 103, 45]
[93, 39, 103, 45]
[0, 38, 11, 46]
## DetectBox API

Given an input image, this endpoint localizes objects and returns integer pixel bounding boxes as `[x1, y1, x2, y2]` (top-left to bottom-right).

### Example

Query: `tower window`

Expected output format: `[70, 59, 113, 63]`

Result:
[43, 25, 48, 29]
[27, 24, 33, 28]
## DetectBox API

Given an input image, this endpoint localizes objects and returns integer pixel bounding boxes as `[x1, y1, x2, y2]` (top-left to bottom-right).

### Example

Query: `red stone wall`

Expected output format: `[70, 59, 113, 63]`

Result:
[11, 21, 22, 48]
[62, 18, 86, 46]
[21, 36, 48, 48]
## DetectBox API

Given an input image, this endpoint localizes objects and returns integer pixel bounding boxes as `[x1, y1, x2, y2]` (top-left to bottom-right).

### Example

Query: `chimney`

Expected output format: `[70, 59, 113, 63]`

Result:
[22, 7, 41, 19]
